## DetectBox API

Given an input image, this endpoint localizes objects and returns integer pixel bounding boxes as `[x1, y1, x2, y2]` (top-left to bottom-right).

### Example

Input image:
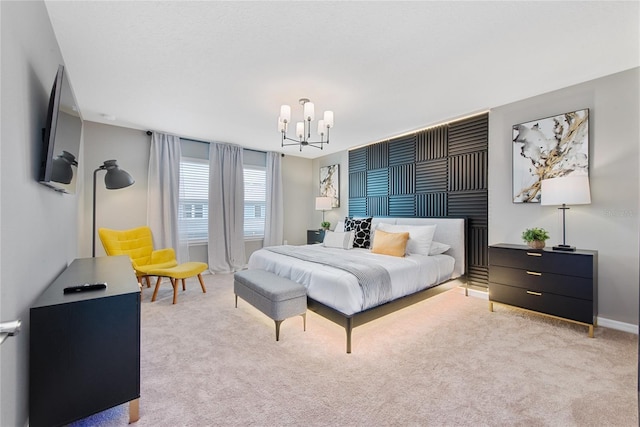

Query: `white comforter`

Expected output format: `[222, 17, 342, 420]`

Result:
[247, 245, 455, 315]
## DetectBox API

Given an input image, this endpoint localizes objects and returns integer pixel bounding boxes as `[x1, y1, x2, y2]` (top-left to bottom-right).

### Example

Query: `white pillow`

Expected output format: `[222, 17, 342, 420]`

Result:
[323, 230, 354, 249]
[429, 241, 451, 255]
[375, 223, 436, 256]
[334, 220, 345, 232]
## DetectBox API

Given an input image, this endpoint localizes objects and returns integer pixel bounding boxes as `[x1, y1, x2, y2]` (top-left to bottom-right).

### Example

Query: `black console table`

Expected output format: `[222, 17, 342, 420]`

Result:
[488, 243, 598, 337]
[30, 256, 141, 427]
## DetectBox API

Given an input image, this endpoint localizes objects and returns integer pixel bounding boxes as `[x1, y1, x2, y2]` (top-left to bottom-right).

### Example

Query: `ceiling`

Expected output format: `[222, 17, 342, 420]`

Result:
[44, 1, 639, 159]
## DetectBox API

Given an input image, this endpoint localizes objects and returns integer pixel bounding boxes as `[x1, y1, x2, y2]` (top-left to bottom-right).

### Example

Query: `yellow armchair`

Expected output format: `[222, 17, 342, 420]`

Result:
[98, 226, 178, 286]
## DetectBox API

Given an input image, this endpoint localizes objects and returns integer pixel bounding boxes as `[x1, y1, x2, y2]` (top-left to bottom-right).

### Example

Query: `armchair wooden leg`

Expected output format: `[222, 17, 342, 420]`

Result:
[151, 277, 162, 302]
[181, 278, 186, 291]
[197, 274, 207, 294]
[145, 276, 151, 288]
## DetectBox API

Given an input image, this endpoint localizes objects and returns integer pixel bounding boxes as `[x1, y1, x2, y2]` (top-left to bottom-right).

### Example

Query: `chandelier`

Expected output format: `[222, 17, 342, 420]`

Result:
[278, 98, 334, 151]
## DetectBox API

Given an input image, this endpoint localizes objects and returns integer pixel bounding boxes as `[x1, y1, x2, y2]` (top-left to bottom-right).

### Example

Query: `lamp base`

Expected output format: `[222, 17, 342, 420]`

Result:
[553, 244, 576, 252]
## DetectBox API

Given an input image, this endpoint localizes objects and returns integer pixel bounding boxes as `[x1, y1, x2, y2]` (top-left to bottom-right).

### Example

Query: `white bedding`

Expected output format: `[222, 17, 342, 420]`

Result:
[247, 245, 455, 315]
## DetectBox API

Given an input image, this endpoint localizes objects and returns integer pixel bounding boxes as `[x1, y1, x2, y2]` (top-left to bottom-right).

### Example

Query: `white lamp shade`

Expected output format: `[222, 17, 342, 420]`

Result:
[303, 102, 315, 121]
[280, 105, 291, 123]
[315, 196, 333, 211]
[296, 122, 305, 138]
[540, 175, 591, 206]
[277, 118, 286, 132]
[323, 111, 334, 128]
[317, 120, 325, 135]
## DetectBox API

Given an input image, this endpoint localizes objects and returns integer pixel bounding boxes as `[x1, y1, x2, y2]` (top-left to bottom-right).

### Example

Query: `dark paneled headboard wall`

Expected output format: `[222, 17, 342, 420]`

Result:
[348, 113, 488, 285]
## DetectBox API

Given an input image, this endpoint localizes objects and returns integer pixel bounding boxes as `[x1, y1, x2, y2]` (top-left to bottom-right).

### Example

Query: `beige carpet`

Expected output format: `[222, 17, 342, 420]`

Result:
[71, 273, 638, 426]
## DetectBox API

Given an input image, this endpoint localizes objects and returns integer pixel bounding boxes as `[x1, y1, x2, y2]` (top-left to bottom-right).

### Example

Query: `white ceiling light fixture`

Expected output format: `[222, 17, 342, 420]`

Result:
[279, 98, 334, 151]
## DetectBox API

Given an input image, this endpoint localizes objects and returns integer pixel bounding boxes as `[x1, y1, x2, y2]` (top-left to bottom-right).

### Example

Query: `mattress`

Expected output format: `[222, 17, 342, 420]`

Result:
[247, 245, 455, 316]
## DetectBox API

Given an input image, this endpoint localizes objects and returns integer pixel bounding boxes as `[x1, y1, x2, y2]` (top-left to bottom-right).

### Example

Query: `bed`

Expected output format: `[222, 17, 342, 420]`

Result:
[247, 217, 467, 353]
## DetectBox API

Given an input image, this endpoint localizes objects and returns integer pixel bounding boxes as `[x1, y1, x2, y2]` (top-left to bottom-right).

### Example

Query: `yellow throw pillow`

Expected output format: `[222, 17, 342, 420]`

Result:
[371, 229, 410, 257]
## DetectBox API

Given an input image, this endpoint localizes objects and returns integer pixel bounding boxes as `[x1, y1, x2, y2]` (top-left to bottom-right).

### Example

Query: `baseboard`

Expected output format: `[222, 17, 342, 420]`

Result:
[458, 286, 639, 335]
[597, 317, 639, 335]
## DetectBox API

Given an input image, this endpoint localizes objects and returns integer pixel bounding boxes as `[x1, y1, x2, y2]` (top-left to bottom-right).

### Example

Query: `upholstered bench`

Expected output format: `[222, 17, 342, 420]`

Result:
[234, 269, 307, 341]
[147, 261, 208, 304]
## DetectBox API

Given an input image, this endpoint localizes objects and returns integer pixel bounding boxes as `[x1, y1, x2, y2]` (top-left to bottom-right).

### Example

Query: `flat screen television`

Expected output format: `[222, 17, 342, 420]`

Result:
[39, 64, 82, 194]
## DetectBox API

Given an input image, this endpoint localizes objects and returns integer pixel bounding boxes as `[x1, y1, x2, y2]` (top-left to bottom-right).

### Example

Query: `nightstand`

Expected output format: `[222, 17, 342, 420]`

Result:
[488, 243, 598, 337]
[307, 229, 325, 244]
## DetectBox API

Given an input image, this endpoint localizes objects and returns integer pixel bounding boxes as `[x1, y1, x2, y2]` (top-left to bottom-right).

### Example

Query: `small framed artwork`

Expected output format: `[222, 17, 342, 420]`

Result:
[512, 108, 589, 203]
[320, 164, 340, 207]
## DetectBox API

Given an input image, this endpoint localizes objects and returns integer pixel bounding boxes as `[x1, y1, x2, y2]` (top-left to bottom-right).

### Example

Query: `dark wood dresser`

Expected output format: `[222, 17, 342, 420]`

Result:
[30, 256, 141, 427]
[488, 243, 598, 337]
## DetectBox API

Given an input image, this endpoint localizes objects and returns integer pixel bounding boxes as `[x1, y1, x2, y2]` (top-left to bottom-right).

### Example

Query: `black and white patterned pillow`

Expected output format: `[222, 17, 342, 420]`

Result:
[344, 217, 373, 249]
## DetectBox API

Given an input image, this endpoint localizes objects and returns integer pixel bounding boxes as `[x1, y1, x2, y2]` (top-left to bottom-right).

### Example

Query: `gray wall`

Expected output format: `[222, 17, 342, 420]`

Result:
[0, 2, 79, 425]
[81, 122, 315, 258]
[312, 151, 349, 231]
[488, 68, 639, 326]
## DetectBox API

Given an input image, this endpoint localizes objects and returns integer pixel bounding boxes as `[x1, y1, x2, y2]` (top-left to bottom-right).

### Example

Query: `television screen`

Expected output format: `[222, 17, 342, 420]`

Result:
[39, 65, 82, 194]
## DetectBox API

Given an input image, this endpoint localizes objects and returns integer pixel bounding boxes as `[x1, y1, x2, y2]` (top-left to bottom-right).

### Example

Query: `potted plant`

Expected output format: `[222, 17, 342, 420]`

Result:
[521, 227, 550, 249]
[321, 221, 331, 230]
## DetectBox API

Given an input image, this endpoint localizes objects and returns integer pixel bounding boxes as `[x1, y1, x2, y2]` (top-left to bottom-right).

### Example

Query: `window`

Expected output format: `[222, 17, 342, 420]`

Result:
[244, 166, 266, 238]
[179, 155, 267, 242]
[179, 158, 209, 243]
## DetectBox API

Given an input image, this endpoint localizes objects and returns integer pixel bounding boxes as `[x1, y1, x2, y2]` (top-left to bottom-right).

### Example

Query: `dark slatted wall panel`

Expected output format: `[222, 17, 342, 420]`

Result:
[348, 198, 366, 217]
[416, 193, 447, 217]
[415, 159, 447, 193]
[389, 164, 415, 195]
[367, 196, 388, 217]
[416, 125, 448, 161]
[448, 114, 488, 285]
[366, 169, 389, 196]
[349, 171, 367, 198]
[389, 195, 416, 217]
[388, 135, 416, 166]
[367, 142, 388, 170]
[349, 149, 367, 172]
[348, 113, 489, 285]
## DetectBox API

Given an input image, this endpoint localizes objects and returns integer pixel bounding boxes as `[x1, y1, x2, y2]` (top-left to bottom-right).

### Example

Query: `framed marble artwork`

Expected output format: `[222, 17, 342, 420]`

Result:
[512, 108, 589, 203]
[320, 164, 340, 207]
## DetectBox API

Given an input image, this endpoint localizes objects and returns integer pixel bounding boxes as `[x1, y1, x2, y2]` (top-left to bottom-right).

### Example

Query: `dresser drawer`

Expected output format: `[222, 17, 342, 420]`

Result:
[489, 265, 592, 300]
[490, 283, 593, 324]
[489, 247, 593, 278]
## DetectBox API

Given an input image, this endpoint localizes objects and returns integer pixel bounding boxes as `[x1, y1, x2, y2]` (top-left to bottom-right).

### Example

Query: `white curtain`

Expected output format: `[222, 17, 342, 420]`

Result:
[208, 142, 245, 272]
[263, 152, 283, 247]
[147, 132, 189, 263]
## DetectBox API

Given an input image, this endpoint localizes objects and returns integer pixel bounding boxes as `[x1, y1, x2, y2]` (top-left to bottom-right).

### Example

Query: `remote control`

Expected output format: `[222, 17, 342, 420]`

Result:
[63, 283, 107, 294]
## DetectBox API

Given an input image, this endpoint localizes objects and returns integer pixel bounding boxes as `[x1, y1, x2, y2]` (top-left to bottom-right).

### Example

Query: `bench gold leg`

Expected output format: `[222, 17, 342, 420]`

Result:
[129, 398, 140, 423]
[302, 313, 306, 331]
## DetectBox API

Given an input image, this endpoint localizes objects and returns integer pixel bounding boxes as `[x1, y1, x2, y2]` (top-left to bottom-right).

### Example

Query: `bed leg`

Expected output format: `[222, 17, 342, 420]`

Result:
[346, 318, 352, 354]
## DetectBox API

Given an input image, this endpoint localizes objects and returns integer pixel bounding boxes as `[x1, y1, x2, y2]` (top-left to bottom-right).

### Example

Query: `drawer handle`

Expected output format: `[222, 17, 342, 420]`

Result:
[526, 291, 542, 296]
[526, 271, 542, 276]
[526, 252, 542, 257]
